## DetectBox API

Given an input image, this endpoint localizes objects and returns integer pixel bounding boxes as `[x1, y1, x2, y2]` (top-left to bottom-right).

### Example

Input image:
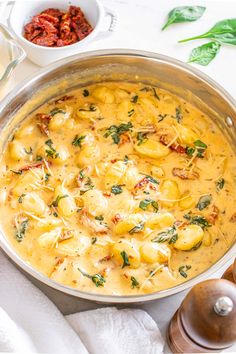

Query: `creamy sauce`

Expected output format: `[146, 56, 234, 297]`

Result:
[0, 82, 235, 295]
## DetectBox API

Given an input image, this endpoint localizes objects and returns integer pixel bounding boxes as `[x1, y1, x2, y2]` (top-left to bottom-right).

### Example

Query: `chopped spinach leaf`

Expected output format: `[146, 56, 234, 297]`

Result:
[78, 267, 106, 287]
[11, 169, 22, 175]
[18, 193, 26, 203]
[15, 219, 29, 242]
[79, 104, 97, 112]
[178, 265, 191, 278]
[153, 87, 160, 100]
[82, 89, 90, 97]
[91, 237, 97, 245]
[45, 173, 51, 183]
[141, 173, 159, 185]
[24, 147, 33, 155]
[137, 132, 148, 146]
[50, 108, 66, 116]
[120, 251, 130, 268]
[104, 122, 133, 144]
[175, 106, 183, 123]
[131, 95, 138, 103]
[128, 109, 135, 117]
[196, 194, 212, 210]
[152, 226, 178, 243]
[139, 198, 159, 212]
[216, 178, 225, 191]
[95, 215, 104, 221]
[183, 213, 211, 229]
[131, 276, 140, 288]
[45, 139, 59, 159]
[111, 185, 123, 195]
[72, 135, 86, 147]
[51, 194, 68, 207]
[129, 222, 145, 234]
[158, 114, 167, 122]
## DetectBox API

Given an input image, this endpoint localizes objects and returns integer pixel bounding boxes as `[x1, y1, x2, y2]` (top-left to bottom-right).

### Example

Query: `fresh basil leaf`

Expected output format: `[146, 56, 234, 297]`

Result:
[196, 194, 212, 210]
[188, 42, 221, 66]
[162, 6, 206, 30]
[104, 122, 133, 144]
[179, 18, 236, 46]
[120, 251, 130, 268]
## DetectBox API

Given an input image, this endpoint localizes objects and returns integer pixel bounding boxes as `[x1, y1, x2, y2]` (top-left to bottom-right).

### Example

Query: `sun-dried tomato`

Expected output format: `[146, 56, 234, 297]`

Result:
[24, 6, 93, 47]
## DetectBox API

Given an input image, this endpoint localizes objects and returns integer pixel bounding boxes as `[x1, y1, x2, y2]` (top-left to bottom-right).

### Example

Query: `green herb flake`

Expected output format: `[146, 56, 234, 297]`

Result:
[18, 193, 26, 203]
[131, 95, 138, 103]
[91, 237, 97, 245]
[131, 276, 140, 289]
[141, 173, 159, 185]
[162, 6, 206, 30]
[129, 222, 145, 235]
[175, 106, 183, 123]
[45, 173, 51, 183]
[24, 147, 33, 155]
[51, 194, 68, 207]
[50, 108, 66, 116]
[196, 194, 212, 211]
[128, 109, 135, 117]
[188, 42, 221, 66]
[216, 178, 225, 191]
[120, 251, 130, 268]
[83, 89, 90, 97]
[36, 155, 43, 161]
[178, 265, 191, 278]
[11, 169, 22, 175]
[158, 114, 167, 122]
[111, 185, 123, 195]
[72, 135, 86, 147]
[15, 219, 29, 242]
[95, 215, 104, 221]
[153, 87, 160, 100]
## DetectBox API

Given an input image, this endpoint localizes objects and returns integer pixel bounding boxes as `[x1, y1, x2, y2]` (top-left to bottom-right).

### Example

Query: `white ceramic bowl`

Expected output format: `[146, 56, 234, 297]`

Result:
[8, 0, 117, 66]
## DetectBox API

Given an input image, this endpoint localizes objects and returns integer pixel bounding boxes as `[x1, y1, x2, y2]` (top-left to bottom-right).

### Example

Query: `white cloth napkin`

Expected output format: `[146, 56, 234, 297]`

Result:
[0, 250, 164, 354]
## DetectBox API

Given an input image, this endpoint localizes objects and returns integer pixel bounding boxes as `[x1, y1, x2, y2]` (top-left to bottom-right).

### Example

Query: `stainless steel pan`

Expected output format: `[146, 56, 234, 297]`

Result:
[0, 49, 235, 303]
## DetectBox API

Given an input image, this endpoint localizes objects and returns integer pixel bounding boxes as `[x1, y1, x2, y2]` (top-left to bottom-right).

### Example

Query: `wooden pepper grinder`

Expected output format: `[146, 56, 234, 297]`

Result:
[167, 279, 236, 353]
[222, 258, 236, 283]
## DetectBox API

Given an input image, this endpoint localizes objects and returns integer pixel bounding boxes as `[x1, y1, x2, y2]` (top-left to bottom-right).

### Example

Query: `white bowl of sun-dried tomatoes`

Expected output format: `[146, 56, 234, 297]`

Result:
[8, 0, 117, 66]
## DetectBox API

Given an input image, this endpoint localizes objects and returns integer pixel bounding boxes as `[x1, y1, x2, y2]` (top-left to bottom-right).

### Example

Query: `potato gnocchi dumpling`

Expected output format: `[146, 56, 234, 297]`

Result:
[1, 81, 235, 297]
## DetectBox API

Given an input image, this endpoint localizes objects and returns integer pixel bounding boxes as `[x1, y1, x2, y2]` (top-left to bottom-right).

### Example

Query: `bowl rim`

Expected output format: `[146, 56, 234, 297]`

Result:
[0, 48, 235, 303]
[8, 0, 104, 51]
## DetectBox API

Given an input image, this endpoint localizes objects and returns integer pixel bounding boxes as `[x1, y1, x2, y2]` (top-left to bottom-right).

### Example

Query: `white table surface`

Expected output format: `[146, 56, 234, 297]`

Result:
[2, 0, 236, 352]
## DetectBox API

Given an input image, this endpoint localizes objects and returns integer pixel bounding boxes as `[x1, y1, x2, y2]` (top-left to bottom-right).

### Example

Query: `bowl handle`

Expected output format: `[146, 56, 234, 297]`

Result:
[96, 6, 118, 39]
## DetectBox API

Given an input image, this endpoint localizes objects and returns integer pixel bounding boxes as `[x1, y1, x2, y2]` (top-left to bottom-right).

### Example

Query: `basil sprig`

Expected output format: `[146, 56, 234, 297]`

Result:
[179, 18, 236, 45]
[162, 6, 206, 30]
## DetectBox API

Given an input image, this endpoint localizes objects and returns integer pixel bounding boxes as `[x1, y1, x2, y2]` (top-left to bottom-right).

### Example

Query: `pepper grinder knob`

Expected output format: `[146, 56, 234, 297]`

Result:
[214, 296, 233, 316]
[167, 279, 236, 353]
